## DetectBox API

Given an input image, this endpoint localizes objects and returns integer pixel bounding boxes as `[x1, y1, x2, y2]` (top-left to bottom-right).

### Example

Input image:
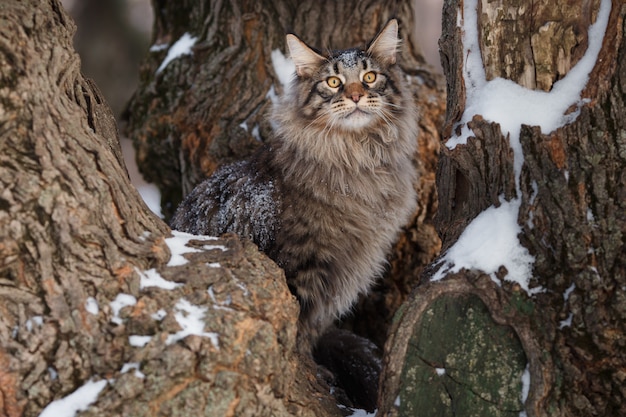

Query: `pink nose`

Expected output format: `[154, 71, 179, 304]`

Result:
[345, 82, 366, 103]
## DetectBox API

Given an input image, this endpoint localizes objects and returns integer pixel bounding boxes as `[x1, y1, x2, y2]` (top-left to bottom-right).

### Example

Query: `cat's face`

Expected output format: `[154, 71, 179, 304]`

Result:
[286, 20, 403, 132]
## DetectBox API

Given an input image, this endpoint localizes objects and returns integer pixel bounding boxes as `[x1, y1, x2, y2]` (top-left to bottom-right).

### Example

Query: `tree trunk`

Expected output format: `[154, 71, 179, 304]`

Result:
[124, 0, 445, 349]
[379, 1, 626, 416]
[0, 1, 343, 416]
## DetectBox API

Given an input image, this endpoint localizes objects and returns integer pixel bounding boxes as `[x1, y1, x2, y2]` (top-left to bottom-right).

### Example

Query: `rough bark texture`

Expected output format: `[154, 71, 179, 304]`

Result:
[0, 1, 342, 416]
[379, 1, 626, 416]
[124, 0, 445, 349]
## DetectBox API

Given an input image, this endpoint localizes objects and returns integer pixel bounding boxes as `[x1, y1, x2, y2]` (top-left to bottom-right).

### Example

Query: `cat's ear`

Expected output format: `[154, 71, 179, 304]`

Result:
[286, 34, 326, 77]
[367, 19, 400, 66]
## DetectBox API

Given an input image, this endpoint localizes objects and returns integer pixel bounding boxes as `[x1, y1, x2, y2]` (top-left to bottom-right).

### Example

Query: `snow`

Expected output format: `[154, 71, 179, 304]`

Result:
[271, 48, 296, 88]
[346, 409, 377, 417]
[121, 362, 145, 379]
[434, 0, 611, 294]
[135, 184, 162, 218]
[38, 379, 108, 417]
[432, 199, 537, 293]
[447, 0, 611, 161]
[563, 283, 576, 301]
[25, 316, 43, 332]
[121, 138, 163, 218]
[166, 298, 219, 349]
[336, 49, 362, 68]
[251, 124, 262, 141]
[208, 285, 234, 311]
[85, 297, 99, 315]
[129, 335, 152, 347]
[149, 43, 169, 52]
[137, 267, 181, 290]
[266, 84, 279, 104]
[518, 364, 531, 416]
[152, 309, 167, 320]
[109, 293, 137, 325]
[156, 33, 198, 74]
[559, 313, 573, 329]
[165, 230, 224, 267]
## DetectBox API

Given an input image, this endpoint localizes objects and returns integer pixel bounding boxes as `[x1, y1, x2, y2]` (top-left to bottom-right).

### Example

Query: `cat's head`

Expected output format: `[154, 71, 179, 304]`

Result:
[285, 19, 406, 133]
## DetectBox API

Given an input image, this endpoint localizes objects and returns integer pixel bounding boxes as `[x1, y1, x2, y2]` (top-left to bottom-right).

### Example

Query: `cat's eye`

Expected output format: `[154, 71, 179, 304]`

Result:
[363, 71, 377, 83]
[326, 76, 342, 88]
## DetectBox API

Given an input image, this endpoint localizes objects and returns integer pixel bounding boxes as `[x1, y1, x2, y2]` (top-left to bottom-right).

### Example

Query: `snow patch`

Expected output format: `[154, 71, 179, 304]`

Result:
[165, 230, 224, 267]
[38, 379, 108, 417]
[520, 364, 531, 404]
[166, 299, 219, 349]
[266, 84, 279, 104]
[25, 316, 43, 332]
[563, 283, 576, 301]
[109, 294, 137, 325]
[129, 335, 152, 347]
[137, 184, 163, 218]
[251, 124, 262, 142]
[559, 313, 574, 329]
[85, 297, 99, 315]
[432, 199, 537, 292]
[346, 408, 377, 417]
[156, 33, 198, 74]
[121, 362, 145, 379]
[208, 285, 234, 311]
[120, 139, 163, 218]
[137, 267, 181, 290]
[150, 43, 169, 52]
[151, 309, 167, 321]
[336, 49, 362, 69]
[271, 48, 295, 89]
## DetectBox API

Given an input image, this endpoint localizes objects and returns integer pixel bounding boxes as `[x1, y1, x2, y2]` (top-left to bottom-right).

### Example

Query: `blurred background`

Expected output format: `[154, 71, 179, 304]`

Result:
[60, 0, 443, 120]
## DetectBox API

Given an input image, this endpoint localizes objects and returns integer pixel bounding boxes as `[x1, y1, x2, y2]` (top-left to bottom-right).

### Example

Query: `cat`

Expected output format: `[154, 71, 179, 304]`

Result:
[170, 20, 417, 406]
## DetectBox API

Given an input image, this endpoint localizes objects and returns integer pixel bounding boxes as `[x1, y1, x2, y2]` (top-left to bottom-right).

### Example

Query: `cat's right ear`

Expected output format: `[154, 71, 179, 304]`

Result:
[286, 34, 325, 77]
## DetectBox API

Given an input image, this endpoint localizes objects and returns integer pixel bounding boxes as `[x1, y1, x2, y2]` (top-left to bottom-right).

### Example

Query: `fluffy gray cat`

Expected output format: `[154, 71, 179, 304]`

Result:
[171, 19, 417, 349]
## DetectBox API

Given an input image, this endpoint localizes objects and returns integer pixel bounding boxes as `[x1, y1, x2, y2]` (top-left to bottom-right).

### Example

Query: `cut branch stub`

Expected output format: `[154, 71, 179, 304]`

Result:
[378, 273, 550, 417]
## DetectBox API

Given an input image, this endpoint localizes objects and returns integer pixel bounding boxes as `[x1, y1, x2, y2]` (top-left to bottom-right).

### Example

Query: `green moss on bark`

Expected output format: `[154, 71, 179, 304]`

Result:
[396, 294, 527, 417]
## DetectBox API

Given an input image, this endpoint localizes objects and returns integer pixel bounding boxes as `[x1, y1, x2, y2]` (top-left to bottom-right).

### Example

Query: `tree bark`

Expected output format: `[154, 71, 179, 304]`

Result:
[0, 1, 342, 416]
[379, 1, 626, 416]
[124, 0, 445, 348]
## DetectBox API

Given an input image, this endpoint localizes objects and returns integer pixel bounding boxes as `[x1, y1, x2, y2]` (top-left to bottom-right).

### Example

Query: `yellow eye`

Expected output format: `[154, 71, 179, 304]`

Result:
[326, 76, 342, 88]
[363, 71, 377, 83]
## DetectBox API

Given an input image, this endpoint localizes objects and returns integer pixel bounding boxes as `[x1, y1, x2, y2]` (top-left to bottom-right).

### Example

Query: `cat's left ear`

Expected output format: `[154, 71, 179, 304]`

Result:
[367, 19, 400, 66]
[286, 34, 326, 77]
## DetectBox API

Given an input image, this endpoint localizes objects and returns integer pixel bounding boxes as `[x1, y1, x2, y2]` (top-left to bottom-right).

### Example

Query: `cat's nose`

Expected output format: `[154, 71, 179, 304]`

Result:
[345, 83, 365, 103]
